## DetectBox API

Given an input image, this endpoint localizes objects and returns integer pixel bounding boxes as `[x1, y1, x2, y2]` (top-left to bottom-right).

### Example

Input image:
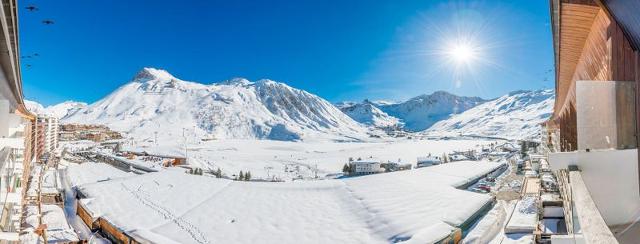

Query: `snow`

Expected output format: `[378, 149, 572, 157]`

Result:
[336, 100, 402, 128]
[377, 91, 486, 131]
[75, 161, 501, 244]
[426, 90, 554, 140]
[20, 204, 79, 243]
[62, 68, 371, 142]
[504, 196, 539, 234]
[60, 140, 98, 152]
[44, 101, 88, 119]
[24, 99, 45, 115]
[41, 168, 61, 194]
[463, 201, 507, 244]
[66, 161, 133, 187]
[125, 138, 494, 180]
[24, 99, 87, 118]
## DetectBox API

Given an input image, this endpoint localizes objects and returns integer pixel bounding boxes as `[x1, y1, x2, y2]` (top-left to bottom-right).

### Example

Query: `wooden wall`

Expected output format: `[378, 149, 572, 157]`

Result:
[99, 218, 134, 244]
[77, 202, 98, 230]
[570, 10, 612, 83]
[556, 4, 639, 151]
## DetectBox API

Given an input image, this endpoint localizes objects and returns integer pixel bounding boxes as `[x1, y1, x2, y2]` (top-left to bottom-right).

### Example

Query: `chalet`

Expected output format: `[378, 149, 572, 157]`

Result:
[351, 159, 384, 175]
[545, 0, 640, 242]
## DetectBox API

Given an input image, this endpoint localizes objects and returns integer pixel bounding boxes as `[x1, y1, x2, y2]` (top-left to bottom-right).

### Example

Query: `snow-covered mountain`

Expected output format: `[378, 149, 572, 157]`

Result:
[24, 100, 45, 115]
[425, 90, 554, 140]
[336, 100, 402, 128]
[376, 91, 486, 131]
[63, 68, 371, 142]
[24, 100, 87, 119]
[44, 101, 88, 119]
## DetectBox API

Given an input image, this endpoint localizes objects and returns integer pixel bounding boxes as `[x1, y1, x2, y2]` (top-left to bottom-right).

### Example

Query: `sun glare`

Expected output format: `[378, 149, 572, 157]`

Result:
[448, 43, 476, 63]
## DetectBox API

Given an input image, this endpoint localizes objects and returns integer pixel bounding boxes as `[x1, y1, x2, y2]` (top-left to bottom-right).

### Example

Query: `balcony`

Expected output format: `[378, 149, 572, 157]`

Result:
[549, 149, 638, 243]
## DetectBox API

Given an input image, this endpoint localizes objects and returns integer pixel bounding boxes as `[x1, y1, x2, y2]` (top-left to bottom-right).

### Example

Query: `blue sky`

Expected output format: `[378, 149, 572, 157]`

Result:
[19, 0, 554, 106]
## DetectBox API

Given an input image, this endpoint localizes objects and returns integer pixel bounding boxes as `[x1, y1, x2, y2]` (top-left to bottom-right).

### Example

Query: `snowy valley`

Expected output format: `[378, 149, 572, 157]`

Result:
[23, 67, 557, 181]
[23, 68, 556, 244]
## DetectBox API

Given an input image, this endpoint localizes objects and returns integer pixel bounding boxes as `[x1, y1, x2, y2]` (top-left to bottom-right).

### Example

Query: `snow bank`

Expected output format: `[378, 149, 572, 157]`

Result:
[76, 161, 501, 243]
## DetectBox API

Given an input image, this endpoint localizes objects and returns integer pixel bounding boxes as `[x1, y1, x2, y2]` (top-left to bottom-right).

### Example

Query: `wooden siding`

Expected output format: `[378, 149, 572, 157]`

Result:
[99, 218, 134, 244]
[615, 81, 636, 149]
[552, 0, 639, 152]
[609, 17, 637, 81]
[570, 10, 611, 83]
[555, 3, 601, 115]
[77, 202, 98, 230]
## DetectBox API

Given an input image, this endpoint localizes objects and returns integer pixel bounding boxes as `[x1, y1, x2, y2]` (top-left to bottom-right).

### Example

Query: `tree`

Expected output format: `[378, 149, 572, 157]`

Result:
[245, 171, 251, 181]
[442, 153, 449, 163]
[342, 163, 350, 175]
[216, 168, 222, 178]
[238, 171, 244, 181]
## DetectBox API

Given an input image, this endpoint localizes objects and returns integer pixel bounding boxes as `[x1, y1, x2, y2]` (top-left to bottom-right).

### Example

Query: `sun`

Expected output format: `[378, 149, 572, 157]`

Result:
[448, 43, 476, 63]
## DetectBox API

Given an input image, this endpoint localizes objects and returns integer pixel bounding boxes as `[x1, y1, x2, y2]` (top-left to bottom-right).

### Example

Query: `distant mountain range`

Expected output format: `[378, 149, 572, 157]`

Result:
[26, 68, 554, 141]
[424, 90, 554, 140]
[335, 100, 402, 129]
[338, 91, 486, 131]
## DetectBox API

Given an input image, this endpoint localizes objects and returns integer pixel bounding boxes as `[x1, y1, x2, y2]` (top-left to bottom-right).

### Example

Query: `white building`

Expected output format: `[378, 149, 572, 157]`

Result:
[43, 116, 58, 152]
[0, 0, 37, 239]
[352, 159, 383, 175]
[416, 156, 441, 168]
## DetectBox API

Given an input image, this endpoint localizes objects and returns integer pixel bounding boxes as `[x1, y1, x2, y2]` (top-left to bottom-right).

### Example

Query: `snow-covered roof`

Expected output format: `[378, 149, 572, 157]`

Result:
[417, 156, 440, 162]
[21, 204, 79, 243]
[76, 161, 501, 243]
[66, 161, 133, 187]
[352, 159, 381, 164]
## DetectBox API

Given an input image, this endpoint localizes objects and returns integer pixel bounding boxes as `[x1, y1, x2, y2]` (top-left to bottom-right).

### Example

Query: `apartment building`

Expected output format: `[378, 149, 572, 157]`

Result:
[35, 116, 58, 160]
[546, 0, 640, 243]
[0, 0, 37, 241]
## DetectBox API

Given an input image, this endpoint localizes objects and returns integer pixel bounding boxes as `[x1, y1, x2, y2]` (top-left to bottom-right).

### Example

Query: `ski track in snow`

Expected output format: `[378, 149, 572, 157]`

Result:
[121, 183, 211, 244]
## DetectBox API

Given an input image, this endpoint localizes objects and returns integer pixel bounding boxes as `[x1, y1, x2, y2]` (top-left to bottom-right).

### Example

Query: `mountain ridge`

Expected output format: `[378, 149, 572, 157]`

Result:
[31, 67, 552, 141]
[424, 89, 554, 140]
[62, 68, 372, 142]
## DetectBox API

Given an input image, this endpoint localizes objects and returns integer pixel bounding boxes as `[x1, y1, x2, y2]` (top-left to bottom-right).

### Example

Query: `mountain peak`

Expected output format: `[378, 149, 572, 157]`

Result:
[133, 67, 176, 82]
[426, 89, 555, 140]
[220, 77, 252, 86]
[431, 90, 453, 96]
